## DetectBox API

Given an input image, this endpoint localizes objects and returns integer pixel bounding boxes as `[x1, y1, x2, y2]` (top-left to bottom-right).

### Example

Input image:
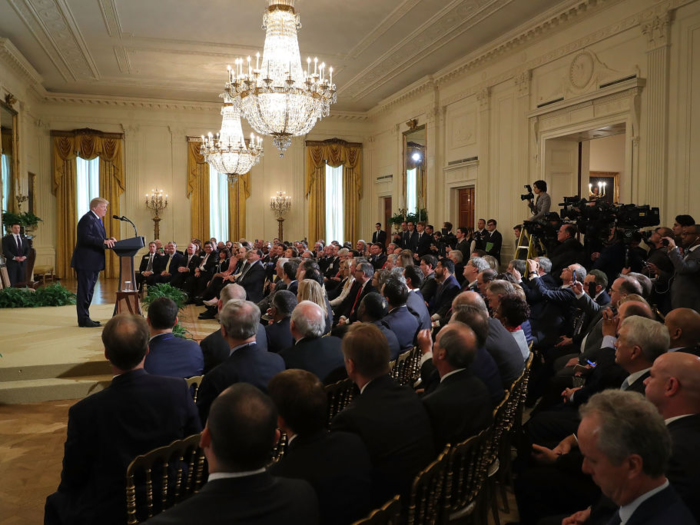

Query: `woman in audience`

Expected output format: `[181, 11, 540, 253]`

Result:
[213, 247, 231, 275]
[298, 279, 333, 334]
[495, 293, 531, 361]
[330, 259, 355, 307]
[483, 254, 500, 272]
[398, 249, 415, 268]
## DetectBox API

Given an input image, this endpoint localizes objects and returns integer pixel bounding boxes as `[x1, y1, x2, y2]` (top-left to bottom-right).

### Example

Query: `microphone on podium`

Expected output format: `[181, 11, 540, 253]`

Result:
[112, 215, 138, 237]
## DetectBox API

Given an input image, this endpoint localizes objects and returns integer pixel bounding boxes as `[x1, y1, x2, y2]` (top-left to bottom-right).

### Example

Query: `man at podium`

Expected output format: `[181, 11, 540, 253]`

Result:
[71, 197, 116, 327]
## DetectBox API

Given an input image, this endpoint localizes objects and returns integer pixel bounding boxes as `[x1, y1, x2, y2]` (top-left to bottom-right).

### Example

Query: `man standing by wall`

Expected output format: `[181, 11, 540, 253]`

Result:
[2, 221, 29, 285]
[71, 197, 116, 327]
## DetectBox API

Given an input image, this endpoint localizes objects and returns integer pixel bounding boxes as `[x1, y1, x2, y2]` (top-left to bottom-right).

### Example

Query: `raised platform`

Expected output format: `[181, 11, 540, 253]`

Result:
[0, 299, 220, 404]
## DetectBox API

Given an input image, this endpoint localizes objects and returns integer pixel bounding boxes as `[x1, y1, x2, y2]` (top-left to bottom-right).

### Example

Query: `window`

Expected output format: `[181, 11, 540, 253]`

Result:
[1, 154, 9, 212]
[209, 165, 229, 242]
[325, 163, 344, 244]
[406, 168, 417, 214]
[76, 157, 100, 219]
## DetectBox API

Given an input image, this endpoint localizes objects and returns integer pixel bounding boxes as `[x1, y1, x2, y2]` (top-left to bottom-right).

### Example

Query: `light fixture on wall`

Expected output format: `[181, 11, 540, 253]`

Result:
[224, 0, 337, 156]
[145, 188, 168, 239]
[270, 191, 292, 240]
[202, 96, 264, 184]
[588, 181, 607, 198]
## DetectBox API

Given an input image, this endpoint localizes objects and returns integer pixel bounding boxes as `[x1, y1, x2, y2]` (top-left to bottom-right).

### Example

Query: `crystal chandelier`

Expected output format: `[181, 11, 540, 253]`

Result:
[201, 96, 264, 183]
[225, 0, 337, 155]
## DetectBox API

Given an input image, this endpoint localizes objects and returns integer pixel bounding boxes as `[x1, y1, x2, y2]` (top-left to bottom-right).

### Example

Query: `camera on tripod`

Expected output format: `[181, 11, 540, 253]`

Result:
[520, 184, 534, 201]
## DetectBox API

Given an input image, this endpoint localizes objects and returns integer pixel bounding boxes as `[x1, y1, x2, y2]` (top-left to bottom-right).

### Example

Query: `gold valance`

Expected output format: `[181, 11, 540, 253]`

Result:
[305, 139, 362, 244]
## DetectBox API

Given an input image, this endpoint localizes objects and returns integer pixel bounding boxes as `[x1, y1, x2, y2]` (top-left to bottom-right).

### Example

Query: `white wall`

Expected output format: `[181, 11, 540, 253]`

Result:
[589, 134, 626, 179]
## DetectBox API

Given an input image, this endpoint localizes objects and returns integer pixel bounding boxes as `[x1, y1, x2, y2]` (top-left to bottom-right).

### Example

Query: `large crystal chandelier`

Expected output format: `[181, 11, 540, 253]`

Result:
[225, 0, 337, 155]
[201, 95, 264, 183]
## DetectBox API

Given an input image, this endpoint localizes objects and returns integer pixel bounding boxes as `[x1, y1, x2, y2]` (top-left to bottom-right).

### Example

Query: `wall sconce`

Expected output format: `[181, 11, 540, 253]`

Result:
[270, 191, 292, 241]
[145, 188, 168, 239]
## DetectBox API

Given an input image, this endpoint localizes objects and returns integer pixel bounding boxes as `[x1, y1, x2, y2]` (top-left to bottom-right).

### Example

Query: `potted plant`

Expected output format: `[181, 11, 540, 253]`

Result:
[388, 208, 429, 231]
[2, 210, 43, 235]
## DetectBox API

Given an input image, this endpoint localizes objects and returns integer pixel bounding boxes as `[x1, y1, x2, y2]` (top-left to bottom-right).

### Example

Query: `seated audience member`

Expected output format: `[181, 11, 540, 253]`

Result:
[664, 308, 700, 355]
[452, 291, 524, 388]
[403, 265, 432, 330]
[357, 292, 401, 360]
[476, 268, 497, 296]
[280, 301, 344, 383]
[265, 290, 297, 353]
[462, 256, 489, 292]
[45, 315, 201, 525]
[495, 293, 531, 361]
[297, 279, 333, 334]
[154, 242, 183, 284]
[577, 391, 696, 524]
[328, 259, 354, 304]
[144, 384, 318, 525]
[199, 284, 268, 374]
[144, 298, 203, 378]
[336, 261, 376, 325]
[429, 258, 461, 320]
[136, 241, 163, 291]
[331, 324, 435, 507]
[235, 249, 266, 303]
[420, 323, 493, 452]
[382, 276, 420, 351]
[482, 254, 499, 271]
[196, 300, 284, 424]
[368, 243, 387, 271]
[447, 249, 465, 286]
[170, 243, 200, 289]
[186, 241, 217, 301]
[283, 259, 300, 295]
[268, 370, 372, 525]
[419, 255, 439, 303]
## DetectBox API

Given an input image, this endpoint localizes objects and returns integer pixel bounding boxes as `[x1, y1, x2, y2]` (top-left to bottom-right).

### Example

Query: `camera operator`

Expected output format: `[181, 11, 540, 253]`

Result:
[526, 180, 551, 221]
[548, 224, 585, 283]
[663, 224, 700, 312]
[641, 227, 675, 314]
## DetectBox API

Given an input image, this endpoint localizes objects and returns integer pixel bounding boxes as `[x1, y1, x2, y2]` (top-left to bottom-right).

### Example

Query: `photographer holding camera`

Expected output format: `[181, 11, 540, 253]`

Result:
[524, 180, 551, 221]
[663, 223, 700, 312]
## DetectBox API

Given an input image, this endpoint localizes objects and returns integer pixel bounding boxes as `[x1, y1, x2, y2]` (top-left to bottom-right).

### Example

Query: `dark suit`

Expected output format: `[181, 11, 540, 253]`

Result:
[144, 333, 204, 378]
[280, 336, 345, 383]
[199, 324, 268, 375]
[44, 370, 201, 525]
[486, 318, 525, 388]
[197, 342, 283, 424]
[404, 231, 419, 253]
[2, 231, 30, 285]
[415, 232, 432, 257]
[337, 281, 376, 323]
[429, 275, 461, 319]
[170, 253, 201, 289]
[71, 211, 108, 325]
[269, 430, 372, 525]
[141, 473, 318, 525]
[373, 320, 402, 360]
[331, 375, 435, 507]
[265, 317, 293, 354]
[484, 230, 503, 263]
[369, 254, 387, 271]
[454, 239, 470, 261]
[406, 289, 432, 330]
[372, 230, 387, 246]
[136, 252, 164, 290]
[609, 485, 696, 525]
[237, 261, 266, 303]
[422, 369, 493, 452]
[382, 305, 420, 351]
[667, 414, 700, 522]
[420, 273, 438, 304]
[154, 252, 183, 284]
[185, 252, 218, 297]
[669, 246, 700, 312]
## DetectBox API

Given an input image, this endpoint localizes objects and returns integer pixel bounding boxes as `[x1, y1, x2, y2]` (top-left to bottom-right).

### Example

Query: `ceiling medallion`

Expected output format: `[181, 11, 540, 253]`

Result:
[201, 95, 264, 184]
[224, 0, 337, 156]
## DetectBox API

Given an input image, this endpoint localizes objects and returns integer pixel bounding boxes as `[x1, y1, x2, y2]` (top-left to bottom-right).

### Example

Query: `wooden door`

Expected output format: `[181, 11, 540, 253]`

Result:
[458, 188, 475, 230]
[383, 197, 392, 246]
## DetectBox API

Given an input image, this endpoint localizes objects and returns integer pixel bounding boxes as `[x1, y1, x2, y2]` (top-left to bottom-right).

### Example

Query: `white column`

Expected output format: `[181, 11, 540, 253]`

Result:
[477, 87, 491, 220]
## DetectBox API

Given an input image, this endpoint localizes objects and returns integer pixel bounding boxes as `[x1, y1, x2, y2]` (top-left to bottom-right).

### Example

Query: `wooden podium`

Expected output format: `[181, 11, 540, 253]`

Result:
[109, 236, 146, 316]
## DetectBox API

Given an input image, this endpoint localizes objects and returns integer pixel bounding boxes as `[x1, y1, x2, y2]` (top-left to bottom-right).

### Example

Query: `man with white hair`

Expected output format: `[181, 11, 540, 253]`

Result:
[280, 301, 345, 383]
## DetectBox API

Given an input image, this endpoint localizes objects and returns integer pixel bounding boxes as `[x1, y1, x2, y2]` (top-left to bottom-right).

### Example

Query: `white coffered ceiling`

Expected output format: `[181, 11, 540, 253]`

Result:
[0, 0, 565, 112]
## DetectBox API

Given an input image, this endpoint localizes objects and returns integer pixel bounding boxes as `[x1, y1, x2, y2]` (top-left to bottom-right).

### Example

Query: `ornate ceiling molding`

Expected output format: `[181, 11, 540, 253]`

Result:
[0, 37, 44, 88]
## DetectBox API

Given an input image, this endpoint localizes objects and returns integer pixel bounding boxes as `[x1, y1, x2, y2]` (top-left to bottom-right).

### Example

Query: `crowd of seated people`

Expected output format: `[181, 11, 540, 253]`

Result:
[46, 214, 700, 525]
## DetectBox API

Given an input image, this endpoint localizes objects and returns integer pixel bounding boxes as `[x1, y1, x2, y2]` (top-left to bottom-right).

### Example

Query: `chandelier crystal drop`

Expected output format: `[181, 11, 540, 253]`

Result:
[201, 96, 264, 184]
[225, 0, 337, 156]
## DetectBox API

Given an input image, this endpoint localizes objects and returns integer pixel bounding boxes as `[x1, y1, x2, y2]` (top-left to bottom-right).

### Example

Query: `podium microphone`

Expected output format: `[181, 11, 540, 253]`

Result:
[112, 215, 138, 237]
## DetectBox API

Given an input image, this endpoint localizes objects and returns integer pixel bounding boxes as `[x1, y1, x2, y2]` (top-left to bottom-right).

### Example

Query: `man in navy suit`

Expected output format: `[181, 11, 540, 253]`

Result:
[44, 314, 201, 525]
[403, 265, 432, 331]
[280, 301, 344, 383]
[196, 299, 285, 424]
[144, 297, 203, 378]
[371, 222, 387, 247]
[71, 197, 117, 327]
[2, 221, 30, 285]
[358, 292, 401, 360]
[265, 290, 297, 354]
[135, 241, 163, 291]
[429, 258, 461, 321]
[235, 249, 266, 303]
[145, 383, 318, 525]
[170, 243, 200, 289]
[154, 242, 183, 284]
[269, 370, 372, 525]
[577, 390, 696, 525]
[381, 276, 420, 352]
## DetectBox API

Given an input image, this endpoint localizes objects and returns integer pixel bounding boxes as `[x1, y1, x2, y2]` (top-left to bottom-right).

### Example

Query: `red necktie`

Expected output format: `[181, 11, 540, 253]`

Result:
[350, 284, 363, 316]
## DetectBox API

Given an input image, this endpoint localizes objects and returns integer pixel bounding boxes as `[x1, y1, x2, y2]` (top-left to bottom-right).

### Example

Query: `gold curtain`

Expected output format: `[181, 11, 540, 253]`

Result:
[305, 139, 362, 245]
[228, 173, 250, 242]
[187, 140, 210, 243]
[52, 131, 125, 279]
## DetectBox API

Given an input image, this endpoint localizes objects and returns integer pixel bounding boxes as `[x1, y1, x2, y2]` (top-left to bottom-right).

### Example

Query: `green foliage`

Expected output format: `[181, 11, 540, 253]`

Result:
[142, 283, 188, 311]
[142, 283, 191, 339]
[0, 283, 76, 309]
[388, 209, 429, 229]
[1, 210, 43, 230]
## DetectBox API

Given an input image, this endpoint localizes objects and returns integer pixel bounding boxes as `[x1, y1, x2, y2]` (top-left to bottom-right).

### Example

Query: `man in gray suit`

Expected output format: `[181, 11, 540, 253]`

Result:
[527, 180, 551, 221]
[664, 225, 700, 312]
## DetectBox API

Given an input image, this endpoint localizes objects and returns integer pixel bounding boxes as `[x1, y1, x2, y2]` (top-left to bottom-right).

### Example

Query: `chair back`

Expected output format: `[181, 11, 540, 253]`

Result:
[324, 377, 356, 426]
[484, 391, 510, 467]
[184, 375, 204, 403]
[125, 433, 205, 524]
[352, 495, 402, 525]
[406, 446, 451, 525]
[392, 347, 422, 386]
[269, 431, 288, 464]
[446, 431, 487, 518]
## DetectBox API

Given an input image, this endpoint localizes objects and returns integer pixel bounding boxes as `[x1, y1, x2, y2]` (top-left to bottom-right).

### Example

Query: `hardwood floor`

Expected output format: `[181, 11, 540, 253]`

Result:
[60, 277, 121, 305]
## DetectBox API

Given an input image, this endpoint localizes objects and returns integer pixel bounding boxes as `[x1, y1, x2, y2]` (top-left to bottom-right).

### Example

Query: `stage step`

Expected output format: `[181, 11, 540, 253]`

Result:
[0, 361, 112, 383]
[0, 375, 112, 404]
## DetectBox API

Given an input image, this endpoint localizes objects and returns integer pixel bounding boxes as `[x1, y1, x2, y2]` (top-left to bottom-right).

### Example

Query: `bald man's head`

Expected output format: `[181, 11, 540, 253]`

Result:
[665, 308, 700, 349]
[434, 323, 479, 372]
[644, 352, 700, 418]
[452, 291, 488, 314]
[618, 300, 654, 322]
